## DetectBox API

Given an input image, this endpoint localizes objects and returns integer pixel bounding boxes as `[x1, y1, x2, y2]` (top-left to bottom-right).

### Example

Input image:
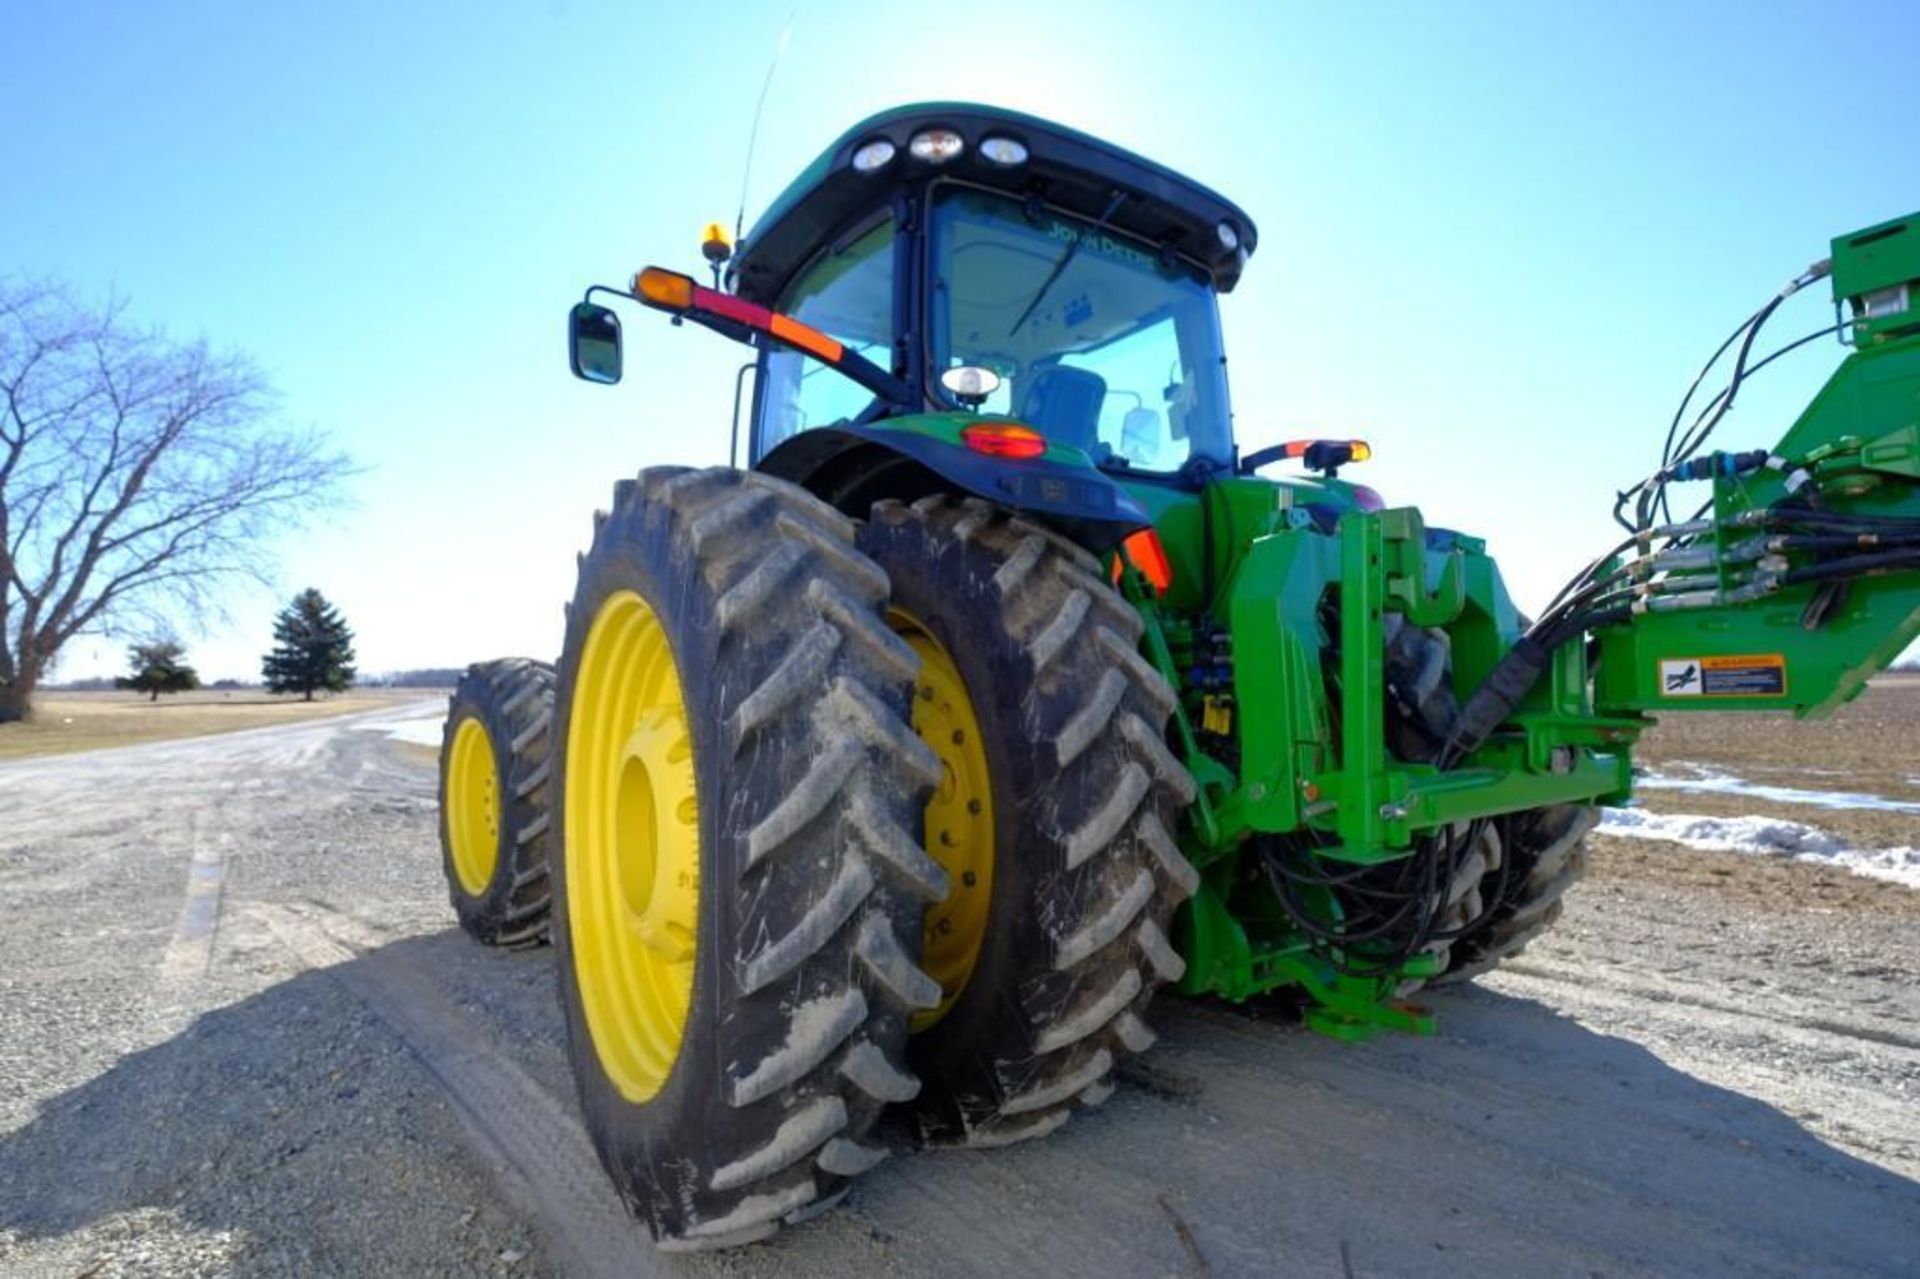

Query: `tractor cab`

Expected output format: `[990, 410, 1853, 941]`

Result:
[577, 104, 1264, 544]
[732, 104, 1254, 480]
[752, 178, 1236, 475]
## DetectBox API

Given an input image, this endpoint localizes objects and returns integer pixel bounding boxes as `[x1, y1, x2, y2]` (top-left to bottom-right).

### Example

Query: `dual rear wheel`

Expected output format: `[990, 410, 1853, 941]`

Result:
[550, 467, 940, 1247]
[438, 472, 1197, 1246]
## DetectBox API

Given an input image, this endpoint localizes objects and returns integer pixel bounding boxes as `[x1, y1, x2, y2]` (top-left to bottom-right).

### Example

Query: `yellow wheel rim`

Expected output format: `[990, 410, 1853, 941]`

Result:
[893, 610, 995, 1031]
[565, 589, 700, 1103]
[447, 716, 501, 897]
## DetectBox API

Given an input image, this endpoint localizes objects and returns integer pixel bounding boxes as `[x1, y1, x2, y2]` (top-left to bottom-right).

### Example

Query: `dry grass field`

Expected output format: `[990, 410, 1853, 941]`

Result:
[0, 688, 443, 762]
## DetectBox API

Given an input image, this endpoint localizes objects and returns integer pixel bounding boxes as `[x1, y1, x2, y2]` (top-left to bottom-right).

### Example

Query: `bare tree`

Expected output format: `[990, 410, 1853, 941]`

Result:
[0, 281, 350, 722]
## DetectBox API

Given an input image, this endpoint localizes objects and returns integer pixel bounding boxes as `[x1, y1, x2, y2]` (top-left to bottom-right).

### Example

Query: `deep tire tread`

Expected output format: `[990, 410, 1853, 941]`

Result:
[552, 466, 935, 1248]
[438, 659, 556, 948]
[1435, 805, 1597, 983]
[859, 496, 1196, 1152]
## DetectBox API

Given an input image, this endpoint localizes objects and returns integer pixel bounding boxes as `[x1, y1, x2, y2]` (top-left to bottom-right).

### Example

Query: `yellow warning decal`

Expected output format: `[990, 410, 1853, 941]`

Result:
[1658, 653, 1788, 698]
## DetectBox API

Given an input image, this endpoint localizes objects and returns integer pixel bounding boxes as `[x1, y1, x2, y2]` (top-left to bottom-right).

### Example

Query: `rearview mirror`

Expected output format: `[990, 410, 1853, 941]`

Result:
[569, 302, 623, 384]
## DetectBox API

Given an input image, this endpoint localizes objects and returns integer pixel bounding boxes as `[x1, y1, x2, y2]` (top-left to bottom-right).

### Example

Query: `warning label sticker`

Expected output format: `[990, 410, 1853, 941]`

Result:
[1659, 654, 1787, 698]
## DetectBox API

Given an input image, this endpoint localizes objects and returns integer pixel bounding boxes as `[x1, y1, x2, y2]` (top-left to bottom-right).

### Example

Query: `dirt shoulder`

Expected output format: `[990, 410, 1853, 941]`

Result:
[1618, 681, 1920, 860]
[0, 689, 445, 762]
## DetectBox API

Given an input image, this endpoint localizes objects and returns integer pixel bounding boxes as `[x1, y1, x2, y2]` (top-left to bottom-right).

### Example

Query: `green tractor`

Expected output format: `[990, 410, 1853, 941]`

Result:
[436, 103, 1920, 1248]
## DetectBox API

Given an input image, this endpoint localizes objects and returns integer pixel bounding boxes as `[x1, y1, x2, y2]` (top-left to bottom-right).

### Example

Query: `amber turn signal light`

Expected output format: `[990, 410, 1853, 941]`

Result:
[634, 267, 695, 311]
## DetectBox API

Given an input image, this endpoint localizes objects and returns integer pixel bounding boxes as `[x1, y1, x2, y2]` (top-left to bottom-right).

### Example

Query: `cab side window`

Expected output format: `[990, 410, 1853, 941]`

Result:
[756, 218, 895, 452]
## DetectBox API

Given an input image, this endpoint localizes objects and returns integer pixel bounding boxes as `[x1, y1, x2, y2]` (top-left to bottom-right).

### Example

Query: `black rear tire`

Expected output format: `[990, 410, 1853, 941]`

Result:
[859, 496, 1198, 1148]
[438, 659, 555, 947]
[552, 467, 942, 1248]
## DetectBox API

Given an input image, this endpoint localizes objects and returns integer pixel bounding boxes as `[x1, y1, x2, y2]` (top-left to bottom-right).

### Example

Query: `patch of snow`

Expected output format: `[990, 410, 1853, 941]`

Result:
[1637, 763, 1920, 815]
[1598, 808, 1920, 889]
[1667, 759, 1851, 780]
[383, 716, 445, 747]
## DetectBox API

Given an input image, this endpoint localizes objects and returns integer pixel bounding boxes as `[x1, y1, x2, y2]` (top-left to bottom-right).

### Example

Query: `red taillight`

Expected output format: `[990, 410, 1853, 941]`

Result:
[1112, 529, 1174, 593]
[961, 422, 1047, 460]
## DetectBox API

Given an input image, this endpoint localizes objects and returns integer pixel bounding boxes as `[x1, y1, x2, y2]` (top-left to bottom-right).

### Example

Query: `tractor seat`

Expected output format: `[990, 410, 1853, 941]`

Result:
[1016, 365, 1107, 456]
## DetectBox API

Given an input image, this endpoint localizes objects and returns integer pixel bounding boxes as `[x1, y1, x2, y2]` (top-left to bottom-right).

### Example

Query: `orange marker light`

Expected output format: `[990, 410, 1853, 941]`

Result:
[635, 267, 694, 310]
[633, 265, 847, 365]
[961, 422, 1047, 460]
[1116, 529, 1174, 593]
[769, 313, 844, 363]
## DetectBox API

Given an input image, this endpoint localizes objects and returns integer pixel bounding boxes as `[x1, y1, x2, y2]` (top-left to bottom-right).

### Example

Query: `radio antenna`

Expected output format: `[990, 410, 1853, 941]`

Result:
[734, 11, 796, 250]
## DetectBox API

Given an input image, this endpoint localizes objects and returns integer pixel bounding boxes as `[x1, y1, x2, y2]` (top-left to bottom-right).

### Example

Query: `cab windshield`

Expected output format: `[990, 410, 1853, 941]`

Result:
[929, 185, 1233, 473]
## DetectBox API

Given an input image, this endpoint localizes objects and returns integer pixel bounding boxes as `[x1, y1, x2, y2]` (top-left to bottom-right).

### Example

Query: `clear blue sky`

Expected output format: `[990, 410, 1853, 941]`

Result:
[4, 1, 1915, 680]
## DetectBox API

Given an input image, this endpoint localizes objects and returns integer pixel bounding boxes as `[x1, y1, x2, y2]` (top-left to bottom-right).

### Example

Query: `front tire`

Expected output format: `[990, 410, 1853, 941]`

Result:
[552, 467, 942, 1249]
[438, 659, 555, 947]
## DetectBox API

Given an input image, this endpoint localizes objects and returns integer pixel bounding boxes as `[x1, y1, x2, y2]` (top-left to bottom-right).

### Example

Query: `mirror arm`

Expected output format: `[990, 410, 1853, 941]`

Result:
[579, 281, 915, 415]
[584, 283, 640, 308]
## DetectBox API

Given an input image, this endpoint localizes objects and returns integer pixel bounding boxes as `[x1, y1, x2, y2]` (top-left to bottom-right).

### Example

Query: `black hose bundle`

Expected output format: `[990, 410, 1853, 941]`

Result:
[1620, 261, 1834, 534]
[1437, 262, 1871, 766]
[1257, 819, 1514, 978]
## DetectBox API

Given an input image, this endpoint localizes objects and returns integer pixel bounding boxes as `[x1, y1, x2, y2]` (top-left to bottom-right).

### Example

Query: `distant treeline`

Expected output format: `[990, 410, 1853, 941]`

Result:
[361, 668, 464, 688]
[49, 669, 461, 691]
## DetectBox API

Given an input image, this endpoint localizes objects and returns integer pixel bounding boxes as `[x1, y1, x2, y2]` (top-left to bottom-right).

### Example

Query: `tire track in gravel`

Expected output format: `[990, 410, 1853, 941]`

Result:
[250, 901, 658, 1279]
[1496, 956, 1920, 1053]
[155, 809, 232, 989]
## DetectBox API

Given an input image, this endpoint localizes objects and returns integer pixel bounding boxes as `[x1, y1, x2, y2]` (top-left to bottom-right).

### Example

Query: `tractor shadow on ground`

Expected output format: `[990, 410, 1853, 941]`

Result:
[0, 931, 571, 1275]
[1055, 987, 1920, 1276]
[4, 938, 1918, 1276]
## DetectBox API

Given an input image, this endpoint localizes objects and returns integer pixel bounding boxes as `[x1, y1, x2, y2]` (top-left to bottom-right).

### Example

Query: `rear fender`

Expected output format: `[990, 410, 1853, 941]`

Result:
[755, 414, 1151, 552]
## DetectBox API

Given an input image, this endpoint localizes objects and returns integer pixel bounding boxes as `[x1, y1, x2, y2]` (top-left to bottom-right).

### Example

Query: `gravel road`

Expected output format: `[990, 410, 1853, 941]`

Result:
[2, 705, 1916, 1276]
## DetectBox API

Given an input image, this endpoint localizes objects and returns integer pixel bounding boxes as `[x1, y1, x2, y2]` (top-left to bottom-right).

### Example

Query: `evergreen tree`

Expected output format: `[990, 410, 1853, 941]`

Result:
[261, 588, 357, 700]
[116, 640, 201, 702]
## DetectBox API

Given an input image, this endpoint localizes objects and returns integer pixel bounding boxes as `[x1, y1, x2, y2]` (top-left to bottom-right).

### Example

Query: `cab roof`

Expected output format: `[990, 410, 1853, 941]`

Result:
[728, 102, 1259, 306]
